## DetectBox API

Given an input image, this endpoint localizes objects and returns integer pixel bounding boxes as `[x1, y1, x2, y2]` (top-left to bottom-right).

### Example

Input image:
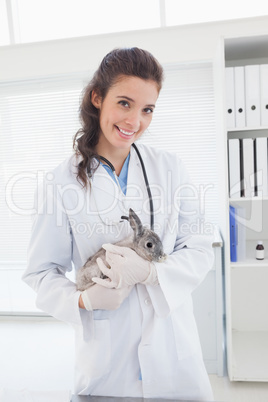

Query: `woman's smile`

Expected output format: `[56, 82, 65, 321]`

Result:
[115, 125, 136, 138]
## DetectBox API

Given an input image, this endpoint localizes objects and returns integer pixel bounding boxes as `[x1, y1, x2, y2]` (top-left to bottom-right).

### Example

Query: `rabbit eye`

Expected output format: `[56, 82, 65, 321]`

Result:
[146, 242, 153, 248]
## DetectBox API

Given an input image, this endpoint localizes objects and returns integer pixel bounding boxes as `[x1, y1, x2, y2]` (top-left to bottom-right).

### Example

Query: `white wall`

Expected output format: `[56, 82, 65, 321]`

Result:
[1, 16, 268, 81]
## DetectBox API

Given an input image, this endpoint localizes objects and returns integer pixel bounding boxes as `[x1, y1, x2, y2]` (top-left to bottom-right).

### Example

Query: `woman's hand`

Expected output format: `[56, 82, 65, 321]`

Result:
[92, 243, 159, 288]
[80, 283, 133, 310]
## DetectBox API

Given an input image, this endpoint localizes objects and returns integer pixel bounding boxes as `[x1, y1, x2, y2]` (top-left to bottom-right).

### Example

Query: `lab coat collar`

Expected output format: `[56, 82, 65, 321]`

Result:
[88, 143, 148, 227]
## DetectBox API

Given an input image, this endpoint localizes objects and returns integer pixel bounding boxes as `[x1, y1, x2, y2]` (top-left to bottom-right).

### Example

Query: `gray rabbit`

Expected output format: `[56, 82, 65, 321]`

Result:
[76, 208, 166, 291]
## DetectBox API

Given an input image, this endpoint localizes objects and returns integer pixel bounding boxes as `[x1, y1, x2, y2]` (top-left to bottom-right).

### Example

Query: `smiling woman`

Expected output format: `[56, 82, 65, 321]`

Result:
[21, 46, 215, 400]
[91, 76, 159, 172]
[73, 47, 163, 187]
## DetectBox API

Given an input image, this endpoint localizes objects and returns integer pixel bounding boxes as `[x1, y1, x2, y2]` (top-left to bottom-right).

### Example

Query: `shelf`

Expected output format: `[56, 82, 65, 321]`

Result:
[223, 34, 268, 383]
[228, 128, 268, 141]
[230, 240, 268, 267]
[229, 197, 268, 202]
[228, 126, 268, 133]
[232, 331, 268, 381]
[231, 260, 268, 268]
[225, 35, 268, 62]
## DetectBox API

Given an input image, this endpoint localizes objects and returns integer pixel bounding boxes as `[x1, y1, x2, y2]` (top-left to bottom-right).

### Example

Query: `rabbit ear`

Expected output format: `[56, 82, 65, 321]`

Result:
[129, 208, 144, 238]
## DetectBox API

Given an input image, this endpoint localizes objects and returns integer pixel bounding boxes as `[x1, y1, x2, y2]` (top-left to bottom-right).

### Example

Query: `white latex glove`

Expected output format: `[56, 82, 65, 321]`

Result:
[92, 243, 159, 289]
[81, 283, 133, 311]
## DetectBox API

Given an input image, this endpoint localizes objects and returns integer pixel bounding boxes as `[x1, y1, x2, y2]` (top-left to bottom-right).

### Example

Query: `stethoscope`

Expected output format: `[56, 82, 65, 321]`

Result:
[98, 143, 154, 230]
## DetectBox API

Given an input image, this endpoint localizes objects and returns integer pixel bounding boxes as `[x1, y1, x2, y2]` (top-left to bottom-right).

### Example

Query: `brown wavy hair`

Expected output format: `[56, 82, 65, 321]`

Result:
[73, 47, 164, 188]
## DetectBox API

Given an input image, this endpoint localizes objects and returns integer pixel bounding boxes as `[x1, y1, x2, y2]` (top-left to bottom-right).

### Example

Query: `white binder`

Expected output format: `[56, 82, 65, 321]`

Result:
[245, 65, 261, 127]
[225, 67, 235, 129]
[260, 64, 268, 126]
[255, 137, 268, 197]
[228, 138, 241, 198]
[234, 66, 246, 128]
[242, 138, 255, 198]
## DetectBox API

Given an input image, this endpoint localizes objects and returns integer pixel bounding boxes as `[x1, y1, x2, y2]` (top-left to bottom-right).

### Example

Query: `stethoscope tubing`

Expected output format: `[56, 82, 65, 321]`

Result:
[98, 143, 154, 230]
[131, 143, 154, 231]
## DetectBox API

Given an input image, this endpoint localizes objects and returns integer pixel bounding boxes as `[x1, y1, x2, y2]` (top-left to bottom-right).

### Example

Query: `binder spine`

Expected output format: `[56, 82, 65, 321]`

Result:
[260, 65, 268, 126]
[253, 138, 258, 196]
[234, 66, 246, 128]
[229, 205, 237, 262]
[245, 65, 261, 127]
[239, 139, 245, 198]
[225, 67, 235, 129]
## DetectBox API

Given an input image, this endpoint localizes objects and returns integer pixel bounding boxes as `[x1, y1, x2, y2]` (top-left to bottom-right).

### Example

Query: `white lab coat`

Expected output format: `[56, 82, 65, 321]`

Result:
[23, 144, 214, 401]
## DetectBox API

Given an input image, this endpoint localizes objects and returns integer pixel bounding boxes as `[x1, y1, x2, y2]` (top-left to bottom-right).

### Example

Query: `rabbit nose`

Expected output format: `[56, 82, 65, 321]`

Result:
[158, 254, 167, 262]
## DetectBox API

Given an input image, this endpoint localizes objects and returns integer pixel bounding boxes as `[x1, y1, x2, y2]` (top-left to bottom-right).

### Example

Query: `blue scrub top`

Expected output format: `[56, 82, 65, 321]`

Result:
[100, 153, 130, 195]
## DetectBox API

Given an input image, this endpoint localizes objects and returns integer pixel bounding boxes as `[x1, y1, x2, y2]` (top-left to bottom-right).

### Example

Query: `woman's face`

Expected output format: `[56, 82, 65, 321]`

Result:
[92, 75, 159, 154]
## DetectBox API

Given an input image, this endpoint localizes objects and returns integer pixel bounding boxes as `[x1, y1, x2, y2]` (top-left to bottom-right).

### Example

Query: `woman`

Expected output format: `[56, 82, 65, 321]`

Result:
[23, 47, 214, 400]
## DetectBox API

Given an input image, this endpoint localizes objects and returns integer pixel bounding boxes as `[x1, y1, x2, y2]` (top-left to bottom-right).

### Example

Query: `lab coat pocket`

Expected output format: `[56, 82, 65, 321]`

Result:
[77, 318, 112, 378]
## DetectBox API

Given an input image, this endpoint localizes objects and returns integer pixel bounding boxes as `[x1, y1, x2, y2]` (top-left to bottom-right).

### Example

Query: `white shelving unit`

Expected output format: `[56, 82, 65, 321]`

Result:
[214, 34, 268, 381]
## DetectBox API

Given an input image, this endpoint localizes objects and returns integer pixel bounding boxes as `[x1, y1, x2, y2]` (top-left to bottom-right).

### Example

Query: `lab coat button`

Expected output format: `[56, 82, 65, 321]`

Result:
[144, 298, 151, 305]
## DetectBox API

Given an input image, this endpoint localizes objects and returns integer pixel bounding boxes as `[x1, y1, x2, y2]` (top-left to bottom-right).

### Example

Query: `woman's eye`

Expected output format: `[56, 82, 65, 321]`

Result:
[144, 108, 154, 114]
[118, 100, 129, 108]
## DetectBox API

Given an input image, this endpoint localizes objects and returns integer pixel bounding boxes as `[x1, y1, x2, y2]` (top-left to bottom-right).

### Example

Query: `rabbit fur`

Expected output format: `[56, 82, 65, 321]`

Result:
[76, 208, 166, 291]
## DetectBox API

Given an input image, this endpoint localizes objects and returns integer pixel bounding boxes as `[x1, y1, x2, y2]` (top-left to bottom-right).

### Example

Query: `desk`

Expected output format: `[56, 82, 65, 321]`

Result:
[71, 396, 204, 402]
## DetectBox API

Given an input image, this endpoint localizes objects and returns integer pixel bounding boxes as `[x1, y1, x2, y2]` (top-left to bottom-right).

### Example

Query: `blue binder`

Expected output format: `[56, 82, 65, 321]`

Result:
[229, 205, 237, 262]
